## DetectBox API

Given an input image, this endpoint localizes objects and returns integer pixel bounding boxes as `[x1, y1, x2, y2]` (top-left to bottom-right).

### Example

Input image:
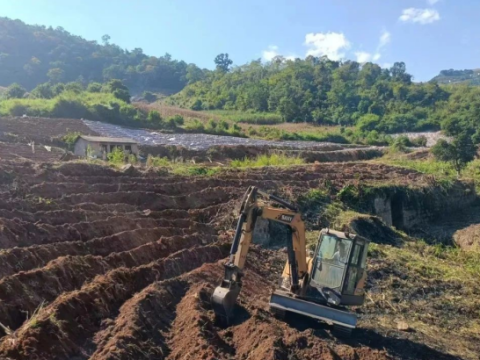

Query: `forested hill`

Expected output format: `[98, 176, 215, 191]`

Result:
[431, 69, 480, 85]
[0, 17, 206, 93]
[168, 58, 480, 135]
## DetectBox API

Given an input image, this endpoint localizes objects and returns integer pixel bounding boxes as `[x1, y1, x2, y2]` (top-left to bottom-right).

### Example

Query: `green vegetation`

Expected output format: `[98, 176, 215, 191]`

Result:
[230, 153, 305, 168]
[184, 118, 244, 137]
[62, 131, 82, 151]
[169, 60, 448, 131]
[145, 155, 221, 176]
[379, 155, 480, 183]
[431, 135, 476, 175]
[210, 110, 284, 125]
[169, 58, 480, 152]
[0, 17, 196, 93]
[431, 68, 480, 86]
[107, 147, 126, 165]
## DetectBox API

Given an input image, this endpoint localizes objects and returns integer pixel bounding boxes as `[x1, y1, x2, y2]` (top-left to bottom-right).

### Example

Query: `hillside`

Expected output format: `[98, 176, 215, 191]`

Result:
[431, 69, 480, 85]
[168, 58, 480, 139]
[0, 17, 205, 93]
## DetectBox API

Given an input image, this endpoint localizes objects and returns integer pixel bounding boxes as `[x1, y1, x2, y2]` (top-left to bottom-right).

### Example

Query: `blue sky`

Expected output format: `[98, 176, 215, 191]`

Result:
[0, 0, 478, 81]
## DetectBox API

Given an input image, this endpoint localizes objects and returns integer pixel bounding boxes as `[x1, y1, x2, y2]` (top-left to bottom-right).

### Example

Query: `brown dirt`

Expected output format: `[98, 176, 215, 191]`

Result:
[0, 160, 472, 360]
[0, 116, 98, 145]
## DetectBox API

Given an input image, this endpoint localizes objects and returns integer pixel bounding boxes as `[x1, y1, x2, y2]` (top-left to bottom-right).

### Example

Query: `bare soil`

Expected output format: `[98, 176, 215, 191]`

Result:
[0, 160, 474, 360]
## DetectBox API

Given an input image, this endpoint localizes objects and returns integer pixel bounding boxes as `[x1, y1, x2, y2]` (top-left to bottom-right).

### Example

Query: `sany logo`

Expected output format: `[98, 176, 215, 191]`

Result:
[278, 214, 294, 223]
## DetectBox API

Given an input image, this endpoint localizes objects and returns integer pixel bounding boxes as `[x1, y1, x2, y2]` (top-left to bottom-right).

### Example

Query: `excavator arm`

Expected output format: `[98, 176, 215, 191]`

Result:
[211, 186, 307, 323]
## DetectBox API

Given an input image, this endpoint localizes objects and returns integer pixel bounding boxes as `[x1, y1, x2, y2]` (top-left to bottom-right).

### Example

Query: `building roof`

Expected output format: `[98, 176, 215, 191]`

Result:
[77, 135, 137, 144]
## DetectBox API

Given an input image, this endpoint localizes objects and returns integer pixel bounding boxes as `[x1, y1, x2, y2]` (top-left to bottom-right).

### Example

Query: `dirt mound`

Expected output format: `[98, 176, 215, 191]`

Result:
[0, 160, 472, 359]
[349, 216, 405, 246]
[453, 224, 480, 250]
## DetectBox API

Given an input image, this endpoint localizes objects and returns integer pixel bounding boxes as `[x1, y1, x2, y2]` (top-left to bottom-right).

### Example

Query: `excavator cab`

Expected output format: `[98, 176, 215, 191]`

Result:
[308, 229, 369, 306]
[272, 229, 370, 336]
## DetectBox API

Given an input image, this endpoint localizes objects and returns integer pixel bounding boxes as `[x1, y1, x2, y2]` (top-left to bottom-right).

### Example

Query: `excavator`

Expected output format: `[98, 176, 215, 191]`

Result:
[212, 186, 371, 336]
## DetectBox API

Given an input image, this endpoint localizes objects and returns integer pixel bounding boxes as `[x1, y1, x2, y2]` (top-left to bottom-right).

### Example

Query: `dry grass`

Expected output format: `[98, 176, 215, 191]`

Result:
[363, 240, 480, 359]
[134, 102, 220, 122]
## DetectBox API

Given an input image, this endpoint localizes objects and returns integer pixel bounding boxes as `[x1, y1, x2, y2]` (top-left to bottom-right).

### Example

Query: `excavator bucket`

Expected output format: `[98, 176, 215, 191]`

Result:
[211, 283, 241, 324]
[269, 290, 357, 330]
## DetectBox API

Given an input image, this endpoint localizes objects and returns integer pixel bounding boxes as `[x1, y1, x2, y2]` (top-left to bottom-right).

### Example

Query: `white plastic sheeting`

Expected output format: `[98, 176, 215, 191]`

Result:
[82, 120, 360, 151]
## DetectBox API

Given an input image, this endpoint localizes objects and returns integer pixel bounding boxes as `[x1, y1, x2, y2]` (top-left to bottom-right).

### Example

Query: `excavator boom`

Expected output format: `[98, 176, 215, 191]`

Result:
[211, 186, 307, 323]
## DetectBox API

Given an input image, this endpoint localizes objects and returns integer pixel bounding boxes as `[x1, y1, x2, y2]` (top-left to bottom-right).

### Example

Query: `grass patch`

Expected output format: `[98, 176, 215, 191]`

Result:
[377, 155, 480, 191]
[209, 110, 284, 125]
[246, 125, 349, 144]
[230, 153, 305, 168]
[146, 155, 222, 176]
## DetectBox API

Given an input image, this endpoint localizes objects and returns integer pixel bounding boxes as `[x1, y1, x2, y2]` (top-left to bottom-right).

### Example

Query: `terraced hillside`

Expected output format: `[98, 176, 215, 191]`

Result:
[0, 160, 475, 360]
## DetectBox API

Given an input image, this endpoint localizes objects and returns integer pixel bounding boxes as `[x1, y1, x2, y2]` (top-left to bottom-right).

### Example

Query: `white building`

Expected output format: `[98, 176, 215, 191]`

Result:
[73, 135, 139, 159]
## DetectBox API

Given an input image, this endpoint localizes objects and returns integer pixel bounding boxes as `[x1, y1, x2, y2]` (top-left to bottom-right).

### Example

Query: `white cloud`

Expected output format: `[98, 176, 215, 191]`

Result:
[262, 45, 279, 61]
[285, 54, 297, 61]
[373, 53, 381, 61]
[304, 32, 351, 60]
[427, 0, 439, 5]
[379, 30, 391, 48]
[399, 8, 440, 24]
[355, 51, 372, 63]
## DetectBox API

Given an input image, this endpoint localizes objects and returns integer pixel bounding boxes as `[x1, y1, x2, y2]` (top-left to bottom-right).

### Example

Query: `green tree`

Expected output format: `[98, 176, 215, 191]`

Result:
[47, 68, 65, 83]
[147, 110, 162, 126]
[186, 64, 205, 84]
[214, 53, 233, 73]
[278, 97, 299, 122]
[64, 82, 84, 93]
[30, 83, 54, 99]
[87, 82, 102, 92]
[105, 79, 131, 103]
[101, 34, 111, 45]
[356, 114, 380, 132]
[431, 133, 476, 175]
[5, 83, 26, 99]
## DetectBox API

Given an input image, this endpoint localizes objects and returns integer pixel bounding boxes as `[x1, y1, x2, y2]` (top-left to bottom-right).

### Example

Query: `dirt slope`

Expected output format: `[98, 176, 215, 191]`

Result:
[0, 160, 473, 360]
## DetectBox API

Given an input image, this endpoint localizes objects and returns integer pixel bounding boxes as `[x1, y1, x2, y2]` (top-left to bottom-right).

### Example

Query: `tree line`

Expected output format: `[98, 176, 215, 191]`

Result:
[0, 17, 207, 94]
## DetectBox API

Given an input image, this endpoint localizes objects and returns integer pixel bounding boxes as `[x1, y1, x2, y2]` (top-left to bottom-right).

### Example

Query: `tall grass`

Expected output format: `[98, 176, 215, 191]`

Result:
[230, 153, 305, 168]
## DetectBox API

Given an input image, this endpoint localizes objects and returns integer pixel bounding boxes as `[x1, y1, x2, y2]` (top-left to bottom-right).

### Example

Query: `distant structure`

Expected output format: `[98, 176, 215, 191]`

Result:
[73, 135, 138, 159]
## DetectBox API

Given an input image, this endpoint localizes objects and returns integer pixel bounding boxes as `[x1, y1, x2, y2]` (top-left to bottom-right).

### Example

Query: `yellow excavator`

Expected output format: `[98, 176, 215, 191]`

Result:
[212, 186, 371, 336]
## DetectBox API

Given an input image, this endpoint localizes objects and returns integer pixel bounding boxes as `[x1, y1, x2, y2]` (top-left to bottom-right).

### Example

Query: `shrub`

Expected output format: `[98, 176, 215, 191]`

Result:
[411, 135, 428, 147]
[206, 119, 217, 130]
[107, 147, 126, 165]
[143, 91, 157, 103]
[185, 119, 205, 131]
[30, 83, 54, 99]
[87, 82, 102, 93]
[63, 131, 81, 150]
[390, 135, 411, 153]
[146, 155, 170, 167]
[147, 110, 162, 125]
[8, 102, 28, 116]
[51, 98, 89, 118]
[172, 114, 184, 126]
[191, 99, 202, 110]
[5, 83, 26, 99]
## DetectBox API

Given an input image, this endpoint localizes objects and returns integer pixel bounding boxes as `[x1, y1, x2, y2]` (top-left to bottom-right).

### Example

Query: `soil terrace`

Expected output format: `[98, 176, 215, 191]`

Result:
[0, 160, 461, 360]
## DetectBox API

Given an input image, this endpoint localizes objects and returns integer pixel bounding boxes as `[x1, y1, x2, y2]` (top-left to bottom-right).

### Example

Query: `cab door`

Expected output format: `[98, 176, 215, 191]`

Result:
[341, 240, 368, 305]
